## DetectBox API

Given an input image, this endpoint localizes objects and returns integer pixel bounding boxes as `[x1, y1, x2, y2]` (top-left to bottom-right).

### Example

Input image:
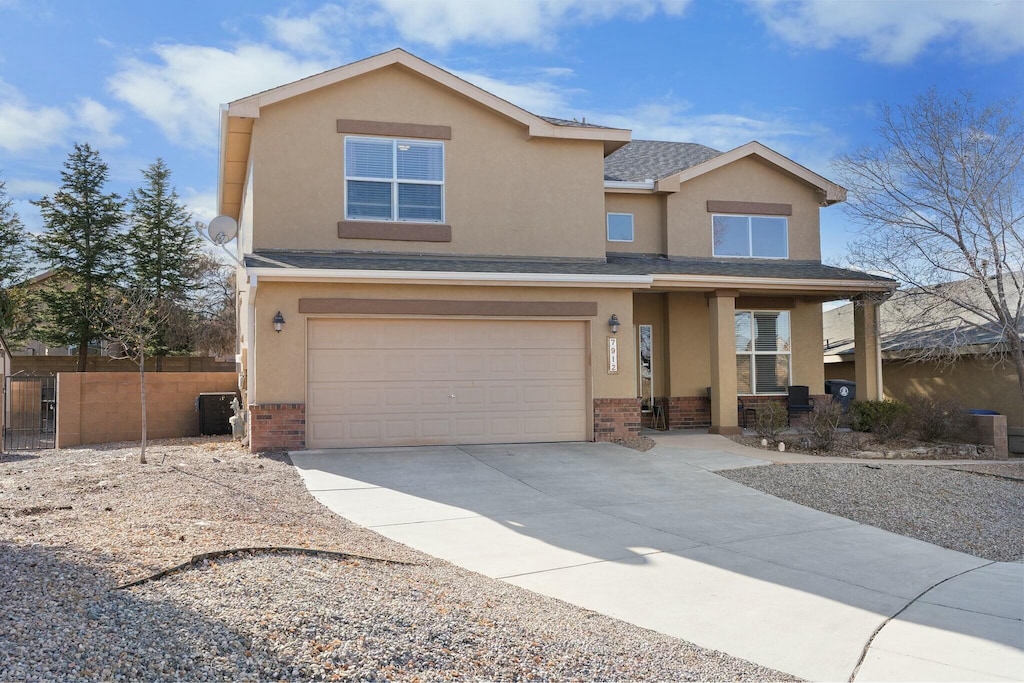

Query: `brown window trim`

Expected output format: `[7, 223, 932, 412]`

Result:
[338, 221, 452, 242]
[298, 299, 598, 317]
[707, 200, 792, 216]
[337, 119, 452, 140]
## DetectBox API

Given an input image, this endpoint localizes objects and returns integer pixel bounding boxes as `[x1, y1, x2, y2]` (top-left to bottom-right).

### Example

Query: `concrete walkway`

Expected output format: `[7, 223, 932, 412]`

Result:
[292, 435, 1024, 681]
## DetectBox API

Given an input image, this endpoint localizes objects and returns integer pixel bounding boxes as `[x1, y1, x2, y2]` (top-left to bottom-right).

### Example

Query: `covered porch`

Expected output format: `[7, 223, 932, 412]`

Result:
[631, 277, 893, 434]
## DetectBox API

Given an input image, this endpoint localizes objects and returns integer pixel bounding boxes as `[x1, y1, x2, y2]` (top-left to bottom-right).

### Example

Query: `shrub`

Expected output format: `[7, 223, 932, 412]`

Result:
[906, 395, 972, 442]
[753, 401, 788, 442]
[806, 397, 844, 450]
[850, 399, 911, 442]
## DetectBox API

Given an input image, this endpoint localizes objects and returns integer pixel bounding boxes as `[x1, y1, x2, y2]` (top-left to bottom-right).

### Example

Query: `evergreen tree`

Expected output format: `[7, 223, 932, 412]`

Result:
[31, 143, 126, 372]
[0, 174, 34, 346]
[126, 158, 202, 363]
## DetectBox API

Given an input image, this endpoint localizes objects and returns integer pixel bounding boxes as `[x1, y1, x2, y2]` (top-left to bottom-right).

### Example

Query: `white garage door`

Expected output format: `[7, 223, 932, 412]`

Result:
[306, 318, 589, 448]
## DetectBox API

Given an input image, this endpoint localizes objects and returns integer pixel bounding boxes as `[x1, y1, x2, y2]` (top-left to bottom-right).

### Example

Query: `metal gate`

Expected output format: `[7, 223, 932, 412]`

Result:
[2, 375, 57, 451]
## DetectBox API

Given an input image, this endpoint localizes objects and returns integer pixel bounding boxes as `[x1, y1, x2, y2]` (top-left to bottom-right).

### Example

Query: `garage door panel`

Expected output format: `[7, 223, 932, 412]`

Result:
[307, 319, 588, 448]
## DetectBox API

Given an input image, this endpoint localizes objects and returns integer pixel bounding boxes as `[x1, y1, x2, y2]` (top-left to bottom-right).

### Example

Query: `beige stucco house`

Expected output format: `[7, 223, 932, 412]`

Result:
[217, 48, 895, 451]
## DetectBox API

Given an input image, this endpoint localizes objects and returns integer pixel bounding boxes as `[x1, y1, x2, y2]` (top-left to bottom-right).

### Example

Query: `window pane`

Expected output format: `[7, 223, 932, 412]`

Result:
[346, 138, 393, 178]
[754, 354, 789, 393]
[713, 215, 749, 256]
[734, 312, 752, 352]
[736, 355, 752, 394]
[753, 312, 790, 351]
[607, 213, 634, 241]
[752, 311, 790, 352]
[398, 183, 442, 222]
[397, 141, 443, 181]
[751, 217, 788, 257]
[347, 180, 392, 219]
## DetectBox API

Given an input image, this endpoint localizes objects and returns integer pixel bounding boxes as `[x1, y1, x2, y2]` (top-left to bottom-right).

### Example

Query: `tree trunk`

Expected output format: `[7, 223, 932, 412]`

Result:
[77, 338, 88, 372]
[139, 353, 147, 465]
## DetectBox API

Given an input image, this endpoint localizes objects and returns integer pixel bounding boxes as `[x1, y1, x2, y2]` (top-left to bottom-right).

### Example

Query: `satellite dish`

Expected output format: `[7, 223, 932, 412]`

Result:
[207, 215, 238, 244]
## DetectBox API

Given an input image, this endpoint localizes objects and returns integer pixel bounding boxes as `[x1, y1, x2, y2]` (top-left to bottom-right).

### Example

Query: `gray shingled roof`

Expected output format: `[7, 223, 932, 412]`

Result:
[246, 250, 895, 284]
[604, 140, 723, 182]
[539, 115, 618, 130]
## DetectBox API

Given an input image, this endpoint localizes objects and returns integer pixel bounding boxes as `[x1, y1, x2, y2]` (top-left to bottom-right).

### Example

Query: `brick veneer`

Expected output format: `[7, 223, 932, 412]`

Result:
[249, 403, 305, 451]
[662, 396, 711, 429]
[593, 398, 641, 441]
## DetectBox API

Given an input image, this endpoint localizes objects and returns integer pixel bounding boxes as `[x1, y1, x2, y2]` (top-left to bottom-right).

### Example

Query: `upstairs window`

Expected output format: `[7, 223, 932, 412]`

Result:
[712, 215, 788, 258]
[607, 213, 634, 242]
[345, 137, 444, 222]
[735, 311, 791, 395]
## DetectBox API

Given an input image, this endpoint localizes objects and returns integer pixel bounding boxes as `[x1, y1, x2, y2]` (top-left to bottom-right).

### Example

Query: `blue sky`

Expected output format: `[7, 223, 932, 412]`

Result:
[1, 0, 1022, 263]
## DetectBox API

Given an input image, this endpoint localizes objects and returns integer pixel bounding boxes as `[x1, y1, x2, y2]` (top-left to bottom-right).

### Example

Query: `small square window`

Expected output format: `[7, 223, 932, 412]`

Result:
[607, 213, 634, 242]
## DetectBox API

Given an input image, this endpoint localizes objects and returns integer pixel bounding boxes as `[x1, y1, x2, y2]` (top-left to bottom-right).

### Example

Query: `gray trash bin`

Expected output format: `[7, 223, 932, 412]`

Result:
[825, 380, 856, 412]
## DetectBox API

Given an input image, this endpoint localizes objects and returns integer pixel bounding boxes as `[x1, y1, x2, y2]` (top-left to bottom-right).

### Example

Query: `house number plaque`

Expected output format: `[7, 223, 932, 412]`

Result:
[608, 337, 618, 373]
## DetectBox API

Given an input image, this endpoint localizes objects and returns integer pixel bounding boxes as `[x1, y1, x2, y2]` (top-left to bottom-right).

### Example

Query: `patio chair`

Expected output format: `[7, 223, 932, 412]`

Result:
[787, 385, 814, 424]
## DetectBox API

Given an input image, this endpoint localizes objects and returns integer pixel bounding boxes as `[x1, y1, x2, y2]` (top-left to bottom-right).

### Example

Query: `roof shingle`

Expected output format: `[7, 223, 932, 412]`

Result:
[604, 139, 722, 182]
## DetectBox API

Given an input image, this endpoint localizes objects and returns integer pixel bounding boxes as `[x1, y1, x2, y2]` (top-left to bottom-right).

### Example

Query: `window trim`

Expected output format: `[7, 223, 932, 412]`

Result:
[711, 214, 789, 259]
[344, 136, 445, 223]
[607, 212, 634, 242]
[735, 309, 792, 396]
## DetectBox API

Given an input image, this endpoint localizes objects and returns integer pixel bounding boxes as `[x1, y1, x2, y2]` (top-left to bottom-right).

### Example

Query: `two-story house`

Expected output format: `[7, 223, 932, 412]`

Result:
[217, 49, 895, 451]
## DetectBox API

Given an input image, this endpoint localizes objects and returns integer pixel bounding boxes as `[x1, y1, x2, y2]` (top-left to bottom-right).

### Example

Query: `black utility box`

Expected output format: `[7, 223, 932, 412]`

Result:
[824, 380, 856, 412]
[197, 392, 237, 435]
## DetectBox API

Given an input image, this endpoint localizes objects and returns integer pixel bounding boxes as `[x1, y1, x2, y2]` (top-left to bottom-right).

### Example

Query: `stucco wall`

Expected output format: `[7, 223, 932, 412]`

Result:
[56, 372, 239, 447]
[660, 293, 823, 397]
[665, 156, 822, 260]
[251, 281, 637, 405]
[826, 357, 1023, 429]
[250, 65, 607, 258]
[604, 193, 666, 254]
[632, 293, 668, 398]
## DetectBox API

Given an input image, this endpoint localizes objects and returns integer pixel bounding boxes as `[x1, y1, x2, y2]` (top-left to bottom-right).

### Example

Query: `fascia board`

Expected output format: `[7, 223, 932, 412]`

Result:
[652, 273, 896, 293]
[246, 267, 653, 289]
[226, 49, 631, 147]
[657, 141, 847, 201]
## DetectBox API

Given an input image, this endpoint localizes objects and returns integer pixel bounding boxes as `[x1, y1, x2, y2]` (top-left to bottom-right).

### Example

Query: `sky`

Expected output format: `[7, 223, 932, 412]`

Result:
[1, 0, 1023, 265]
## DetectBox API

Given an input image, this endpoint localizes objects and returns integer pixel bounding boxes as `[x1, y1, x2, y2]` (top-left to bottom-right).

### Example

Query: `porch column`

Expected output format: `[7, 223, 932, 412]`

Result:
[708, 290, 740, 434]
[853, 295, 883, 400]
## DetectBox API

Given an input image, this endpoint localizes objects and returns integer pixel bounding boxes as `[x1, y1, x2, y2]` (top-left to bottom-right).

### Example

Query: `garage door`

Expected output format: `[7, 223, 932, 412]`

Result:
[306, 318, 589, 448]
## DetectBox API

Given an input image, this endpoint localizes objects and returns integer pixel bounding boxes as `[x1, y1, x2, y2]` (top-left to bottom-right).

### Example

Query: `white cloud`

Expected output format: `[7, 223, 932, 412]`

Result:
[183, 189, 218, 225]
[263, 4, 359, 58]
[108, 44, 331, 150]
[747, 0, 1024, 64]
[76, 98, 125, 148]
[450, 69, 574, 115]
[374, 0, 692, 48]
[2, 178, 57, 198]
[0, 80, 124, 154]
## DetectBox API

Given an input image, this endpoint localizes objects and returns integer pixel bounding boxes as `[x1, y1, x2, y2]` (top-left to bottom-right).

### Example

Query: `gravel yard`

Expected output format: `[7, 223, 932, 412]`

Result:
[1, 438, 789, 682]
[720, 462, 1024, 562]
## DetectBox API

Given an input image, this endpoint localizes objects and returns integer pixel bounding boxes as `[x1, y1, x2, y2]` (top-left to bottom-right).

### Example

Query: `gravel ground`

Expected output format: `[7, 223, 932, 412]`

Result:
[1, 437, 790, 682]
[720, 462, 1024, 562]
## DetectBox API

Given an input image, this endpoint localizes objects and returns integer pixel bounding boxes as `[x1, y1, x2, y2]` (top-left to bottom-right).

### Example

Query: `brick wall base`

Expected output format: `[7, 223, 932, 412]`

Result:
[249, 403, 305, 452]
[662, 396, 711, 429]
[594, 398, 641, 441]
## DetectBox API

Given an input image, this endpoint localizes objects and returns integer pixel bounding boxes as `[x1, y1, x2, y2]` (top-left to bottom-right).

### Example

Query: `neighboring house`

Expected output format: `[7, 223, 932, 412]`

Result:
[824, 279, 1024, 433]
[6, 270, 115, 359]
[217, 48, 895, 452]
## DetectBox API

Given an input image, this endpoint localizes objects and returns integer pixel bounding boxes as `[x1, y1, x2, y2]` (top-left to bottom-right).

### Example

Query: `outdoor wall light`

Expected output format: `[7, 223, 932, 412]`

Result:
[273, 311, 285, 333]
[608, 314, 620, 334]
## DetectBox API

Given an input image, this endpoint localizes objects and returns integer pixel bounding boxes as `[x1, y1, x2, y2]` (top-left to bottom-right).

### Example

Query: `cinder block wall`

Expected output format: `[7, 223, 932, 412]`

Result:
[57, 372, 239, 447]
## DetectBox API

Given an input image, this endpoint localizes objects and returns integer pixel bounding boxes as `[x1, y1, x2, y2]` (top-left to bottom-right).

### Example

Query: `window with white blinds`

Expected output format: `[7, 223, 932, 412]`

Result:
[735, 310, 791, 394]
[345, 137, 444, 222]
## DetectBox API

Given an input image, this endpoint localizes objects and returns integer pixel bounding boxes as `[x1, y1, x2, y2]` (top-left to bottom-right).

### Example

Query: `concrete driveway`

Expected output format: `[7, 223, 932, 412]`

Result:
[292, 438, 1024, 681]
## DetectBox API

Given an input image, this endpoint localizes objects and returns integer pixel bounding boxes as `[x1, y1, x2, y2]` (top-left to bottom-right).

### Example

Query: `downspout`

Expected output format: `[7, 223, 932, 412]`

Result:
[246, 273, 258, 412]
[875, 307, 883, 399]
